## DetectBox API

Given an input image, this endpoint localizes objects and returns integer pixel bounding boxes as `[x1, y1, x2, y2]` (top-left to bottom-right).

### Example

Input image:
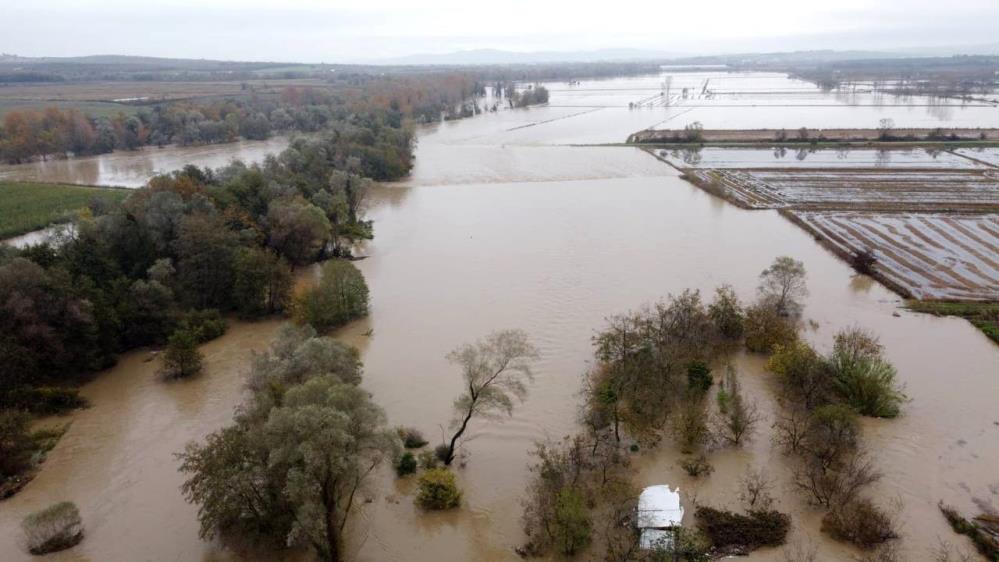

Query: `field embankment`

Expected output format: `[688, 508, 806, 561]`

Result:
[0, 181, 130, 239]
[628, 127, 999, 145]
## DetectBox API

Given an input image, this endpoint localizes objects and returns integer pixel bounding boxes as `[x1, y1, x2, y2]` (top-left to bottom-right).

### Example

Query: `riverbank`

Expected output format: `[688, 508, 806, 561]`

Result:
[627, 127, 999, 147]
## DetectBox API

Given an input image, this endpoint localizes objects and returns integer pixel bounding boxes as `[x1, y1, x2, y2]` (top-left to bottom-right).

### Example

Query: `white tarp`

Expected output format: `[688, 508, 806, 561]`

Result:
[637, 485, 683, 529]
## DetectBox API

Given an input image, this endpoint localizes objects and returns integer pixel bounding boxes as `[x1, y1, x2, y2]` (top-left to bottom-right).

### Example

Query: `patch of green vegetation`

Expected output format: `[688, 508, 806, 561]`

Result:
[907, 301, 999, 344]
[0, 100, 136, 119]
[0, 181, 130, 239]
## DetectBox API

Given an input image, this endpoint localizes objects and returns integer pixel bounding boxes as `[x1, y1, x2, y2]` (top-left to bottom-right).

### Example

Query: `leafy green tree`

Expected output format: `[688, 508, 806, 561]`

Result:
[744, 302, 798, 354]
[232, 246, 293, 318]
[160, 329, 203, 379]
[267, 198, 330, 266]
[828, 328, 906, 418]
[708, 285, 745, 339]
[553, 488, 591, 555]
[441, 330, 539, 465]
[174, 212, 240, 310]
[293, 260, 369, 331]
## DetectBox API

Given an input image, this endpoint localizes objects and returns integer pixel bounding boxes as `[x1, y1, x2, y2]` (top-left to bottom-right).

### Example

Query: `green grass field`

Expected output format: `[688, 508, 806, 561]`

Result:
[0, 181, 131, 239]
[907, 300, 999, 344]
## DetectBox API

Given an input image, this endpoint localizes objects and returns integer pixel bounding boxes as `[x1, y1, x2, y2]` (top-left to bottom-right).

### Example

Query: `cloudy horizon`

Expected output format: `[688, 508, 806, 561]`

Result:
[4, 0, 999, 63]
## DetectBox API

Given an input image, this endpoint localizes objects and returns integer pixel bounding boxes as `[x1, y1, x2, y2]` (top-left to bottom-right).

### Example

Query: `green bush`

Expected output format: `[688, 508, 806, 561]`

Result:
[686, 361, 713, 396]
[159, 329, 204, 379]
[744, 303, 798, 353]
[396, 452, 417, 477]
[293, 260, 369, 331]
[0, 410, 34, 480]
[416, 468, 461, 510]
[21, 501, 84, 555]
[397, 426, 428, 449]
[828, 328, 905, 418]
[4, 386, 87, 415]
[178, 309, 228, 344]
[695, 506, 790, 549]
[553, 488, 591, 555]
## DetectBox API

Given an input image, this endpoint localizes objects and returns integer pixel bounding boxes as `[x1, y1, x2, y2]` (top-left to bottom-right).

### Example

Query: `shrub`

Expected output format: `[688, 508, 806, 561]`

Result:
[396, 452, 417, 477]
[828, 328, 905, 418]
[939, 503, 999, 561]
[672, 399, 710, 454]
[4, 386, 87, 415]
[744, 303, 798, 353]
[686, 360, 713, 396]
[21, 501, 84, 555]
[553, 488, 591, 555]
[159, 329, 204, 379]
[767, 341, 832, 410]
[681, 454, 714, 478]
[433, 443, 451, 464]
[293, 260, 369, 331]
[0, 410, 34, 480]
[177, 309, 227, 343]
[695, 506, 791, 550]
[821, 498, 898, 549]
[397, 427, 428, 449]
[416, 468, 461, 510]
[802, 404, 859, 470]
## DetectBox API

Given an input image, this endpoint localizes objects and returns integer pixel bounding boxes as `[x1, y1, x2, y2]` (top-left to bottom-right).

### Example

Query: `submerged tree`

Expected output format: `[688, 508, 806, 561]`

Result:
[758, 256, 808, 317]
[440, 330, 539, 465]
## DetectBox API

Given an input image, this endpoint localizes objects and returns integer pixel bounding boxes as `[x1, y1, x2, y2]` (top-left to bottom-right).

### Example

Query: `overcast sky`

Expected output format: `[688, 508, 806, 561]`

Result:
[4, 0, 998, 62]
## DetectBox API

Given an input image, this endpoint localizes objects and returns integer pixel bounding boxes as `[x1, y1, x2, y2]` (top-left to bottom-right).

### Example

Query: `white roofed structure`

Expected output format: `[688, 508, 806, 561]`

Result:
[637, 485, 684, 551]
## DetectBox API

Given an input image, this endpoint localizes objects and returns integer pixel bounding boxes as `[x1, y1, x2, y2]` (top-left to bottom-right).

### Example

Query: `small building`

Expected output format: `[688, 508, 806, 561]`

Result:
[637, 485, 684, 551]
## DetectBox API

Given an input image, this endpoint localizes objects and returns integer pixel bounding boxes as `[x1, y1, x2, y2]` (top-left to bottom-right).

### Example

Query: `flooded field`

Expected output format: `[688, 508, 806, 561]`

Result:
[791, 211, 999, 301]
[656, 146, 996, 170]
[1, 72, 998, 561]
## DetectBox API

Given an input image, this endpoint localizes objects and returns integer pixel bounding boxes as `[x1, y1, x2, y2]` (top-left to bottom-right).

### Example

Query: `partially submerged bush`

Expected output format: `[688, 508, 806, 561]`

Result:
[681, 454, 714, 478]
[159, 328, 204, 379]
[744, 303, 798, 353]
[821, 498, 898, 549]
[828, 328, 905, 418]
[293, 260, 369, 331]
[708, 285, 745, 340]
[3, 387, 87, 415]
[939, 503, 999, 561]
[553, 488, 591, 555]
[21, 501, 84, 555]
[695, 506, 790, 550]
[416, 468, 461, 510]
[686, 361, 713, 396]
[177, 309, 228, 343]
[397, 426, 428, 449]
[396, 452, 417, 477]
[0, 410, 34, 481]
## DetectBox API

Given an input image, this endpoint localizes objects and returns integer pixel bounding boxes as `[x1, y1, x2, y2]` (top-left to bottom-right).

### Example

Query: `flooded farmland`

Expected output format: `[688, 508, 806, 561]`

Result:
[1, 71, 998, 561]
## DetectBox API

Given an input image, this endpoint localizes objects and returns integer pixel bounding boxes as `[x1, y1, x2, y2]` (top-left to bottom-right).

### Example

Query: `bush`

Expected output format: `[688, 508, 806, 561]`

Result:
[416, 468, 461, 510]
[681, 454, 714, 477]
[418, 449, 440, 470]
[177, 309, 227, 343]
[4, 386, 87, 415]
[828, 328, 905, 418]
[744, 303, 798, 353]
[821, 498, 898, 549]
[686, 361, 713, 396]
[553, 488, 591, 555]
[766, 341, 832, 410]
[695, 506, 790, 550]
[293, 260, 369, 331]
[396, 452, 417, 477]
[397, 426, 428, 449]
[939, 503, 999, 561]
[433, 443, 451, 464]
[21, 501, 84, 555]
[159, 329, 204, 379]
[0, 410, 34, 480]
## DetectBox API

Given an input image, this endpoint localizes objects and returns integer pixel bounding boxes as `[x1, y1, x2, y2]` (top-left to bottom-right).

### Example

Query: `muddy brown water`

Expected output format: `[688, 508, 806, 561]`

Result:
[1, 73, 998, 561]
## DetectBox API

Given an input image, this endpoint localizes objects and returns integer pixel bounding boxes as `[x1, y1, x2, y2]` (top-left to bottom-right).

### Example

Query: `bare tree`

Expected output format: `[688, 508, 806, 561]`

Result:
[758, 256, 808, 317]
[441, 330, 539, 465]
[739, 467, 775, 510]
[714, 366, 761, 446]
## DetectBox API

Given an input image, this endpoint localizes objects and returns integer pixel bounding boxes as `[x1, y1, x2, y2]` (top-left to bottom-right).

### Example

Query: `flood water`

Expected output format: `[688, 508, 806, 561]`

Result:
[1, 72, 998, 561]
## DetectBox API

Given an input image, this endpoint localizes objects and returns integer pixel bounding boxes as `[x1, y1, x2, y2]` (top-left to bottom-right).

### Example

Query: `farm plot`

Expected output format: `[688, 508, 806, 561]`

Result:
[686, 168, 999, 212]
[788, 211, 999, 301]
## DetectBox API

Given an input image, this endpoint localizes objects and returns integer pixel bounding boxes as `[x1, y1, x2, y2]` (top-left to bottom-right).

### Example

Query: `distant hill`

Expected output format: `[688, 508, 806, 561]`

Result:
[370, 48, 682, 66]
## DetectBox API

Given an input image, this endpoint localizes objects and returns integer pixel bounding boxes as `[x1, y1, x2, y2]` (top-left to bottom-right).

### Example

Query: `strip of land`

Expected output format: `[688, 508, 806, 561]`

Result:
[0, 181, 131, 239]
[628, 127, 999, 146]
